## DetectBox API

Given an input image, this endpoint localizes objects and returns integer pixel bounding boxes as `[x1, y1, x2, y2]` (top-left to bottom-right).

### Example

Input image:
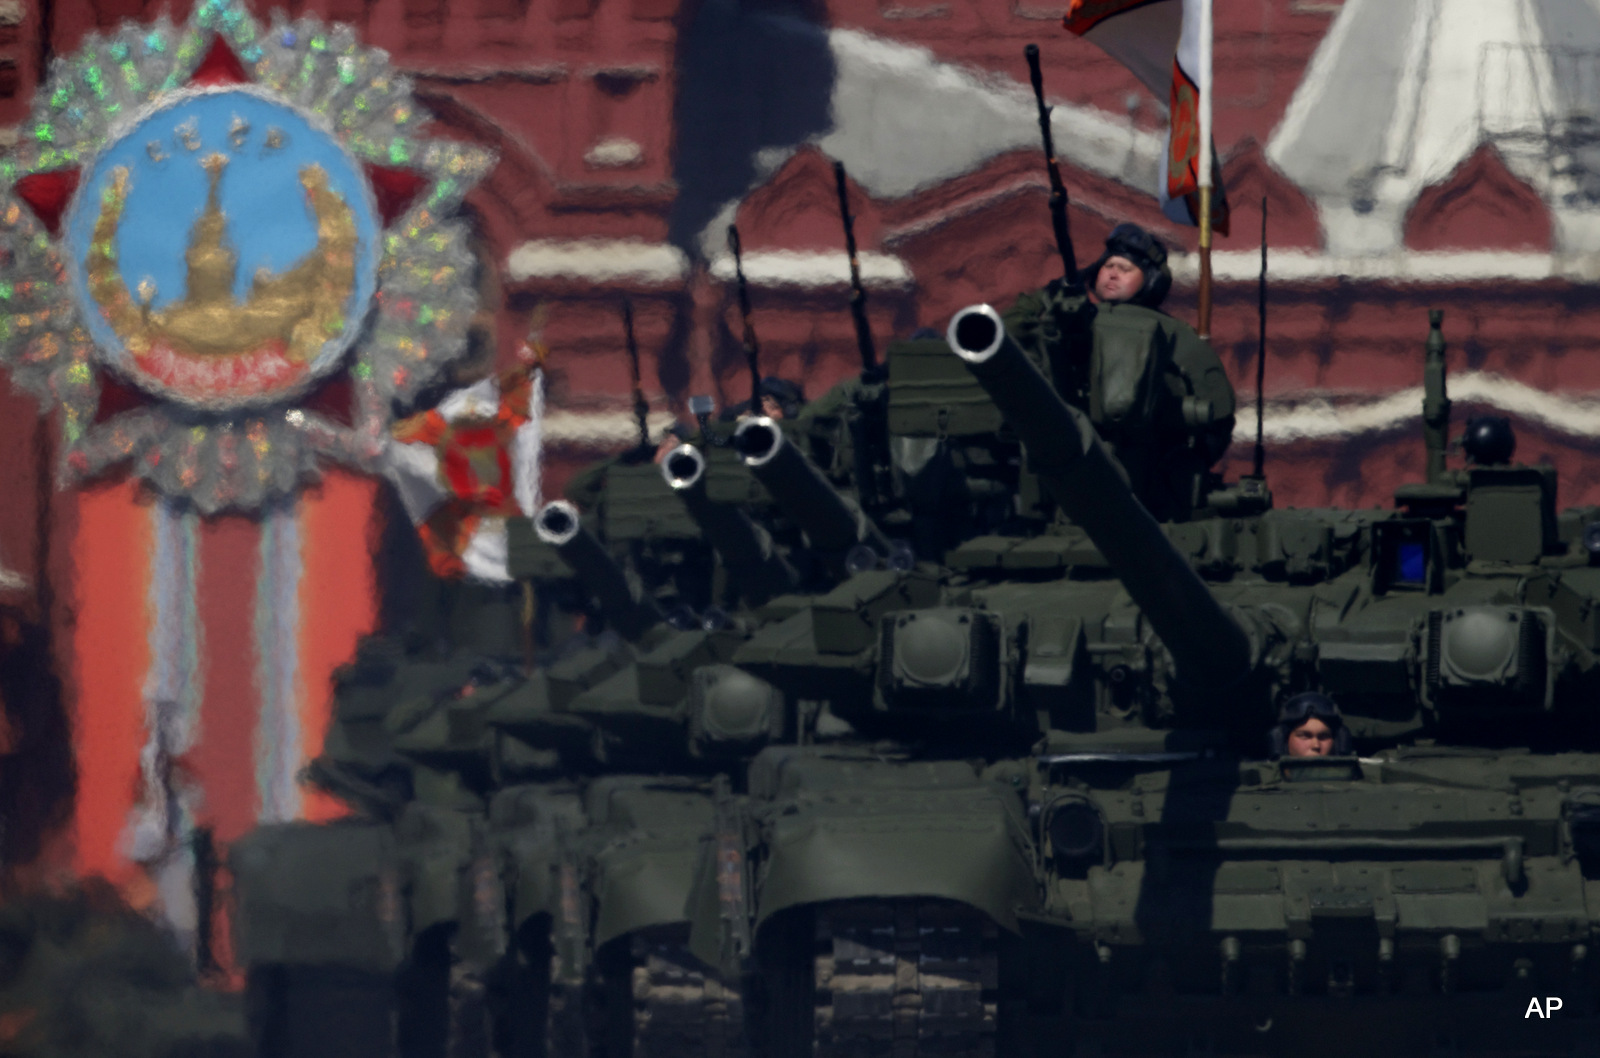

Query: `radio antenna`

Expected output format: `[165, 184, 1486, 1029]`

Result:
[1025, 44, 1079, 285]
[622, 298, 649, 450]
[1253, 196, 1267, 479]
[728, 224, 761, 409]
[833, 160, 879, 376]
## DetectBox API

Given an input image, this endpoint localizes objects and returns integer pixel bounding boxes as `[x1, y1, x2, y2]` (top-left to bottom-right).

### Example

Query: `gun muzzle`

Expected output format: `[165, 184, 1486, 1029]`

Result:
[661, 443, 708, 492]
[534, 500, 663, 641]
[731, 416, 784, 468]
[948, 303, 1008, 364]
[534, 500, 583, 547]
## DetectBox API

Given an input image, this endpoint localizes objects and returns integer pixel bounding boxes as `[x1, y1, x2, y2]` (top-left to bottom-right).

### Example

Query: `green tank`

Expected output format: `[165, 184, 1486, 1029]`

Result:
[462, 407, 972, 1058]
[496, 488, 781, 1058]
[670, 305, 1600, 1058]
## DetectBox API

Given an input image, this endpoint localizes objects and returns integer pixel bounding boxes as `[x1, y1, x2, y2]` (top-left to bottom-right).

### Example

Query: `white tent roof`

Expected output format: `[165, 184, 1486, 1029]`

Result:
[695, 26, 1167, 259]
[1269, 0, 1600, 255]
[817, 29, 1163, 200]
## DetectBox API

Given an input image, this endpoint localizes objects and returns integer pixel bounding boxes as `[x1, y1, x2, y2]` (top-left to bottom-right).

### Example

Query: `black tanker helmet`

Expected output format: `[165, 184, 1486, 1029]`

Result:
[1269, 691, 1354, 757]
[720, 377, 806, 422]
[1085, 222, 1172, 308]
[758, 377, 805, 420]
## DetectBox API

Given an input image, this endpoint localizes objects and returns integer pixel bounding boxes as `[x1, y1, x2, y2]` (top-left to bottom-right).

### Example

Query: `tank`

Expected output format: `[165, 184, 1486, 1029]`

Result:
[671, 305, 1600, 1058]
[448, 408, 962, 1058]
[672, 310, 1280, 1056]
[497, 493, 776, 1058]
[487, 426, 962, 1058]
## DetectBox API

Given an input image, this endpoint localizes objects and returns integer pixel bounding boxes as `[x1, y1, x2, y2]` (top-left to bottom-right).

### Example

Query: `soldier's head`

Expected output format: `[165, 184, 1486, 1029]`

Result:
[719, 377, 806, 423]
[653, 420, 695, 464]
[1087, 223, 1172, 308]
[1270, 692, 1353, 758]
[757, 377, 805, 420]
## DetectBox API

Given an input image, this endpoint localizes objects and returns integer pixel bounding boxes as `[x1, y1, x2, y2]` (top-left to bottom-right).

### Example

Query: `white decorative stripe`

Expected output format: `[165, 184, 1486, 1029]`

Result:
[707, 250, 913, 290]
[535, 378, 1600, 450]
[540, 408, 679, 447]
[462, 518, 514, 585]
[1239, 370, 1600, 443]
[1171, 249, 1600, 284]
[254, 502, 303, 825]
[514, 367, 545, 518]
[505, 239, 690, 284]
[406, 62, 569, 83]
[128, 500, 201, 951]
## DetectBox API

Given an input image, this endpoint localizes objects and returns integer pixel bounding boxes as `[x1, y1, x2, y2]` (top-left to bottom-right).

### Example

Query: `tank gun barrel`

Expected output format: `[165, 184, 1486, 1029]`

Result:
[662, 444, 801, 604]
[946, 304, 1253, 687]
[534, 500, 663, 641]
[732, 416, 891, 558]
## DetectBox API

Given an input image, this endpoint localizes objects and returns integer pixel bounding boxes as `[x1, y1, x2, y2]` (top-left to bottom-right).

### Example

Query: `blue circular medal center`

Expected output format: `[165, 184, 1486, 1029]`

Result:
[65, 87, 380, 405]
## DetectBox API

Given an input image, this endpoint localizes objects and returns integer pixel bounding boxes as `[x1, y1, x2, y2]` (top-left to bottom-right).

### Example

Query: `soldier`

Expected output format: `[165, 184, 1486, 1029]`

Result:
[720, 376, 806, 422]
[653, 420, 696, 464]
[1270, 692, 1354, 758]
[1004, 223, 1236, 521]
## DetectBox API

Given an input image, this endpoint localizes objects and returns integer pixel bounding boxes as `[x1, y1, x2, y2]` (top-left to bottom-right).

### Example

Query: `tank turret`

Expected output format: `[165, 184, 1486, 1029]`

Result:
[946, 303, 1255, 689]
[661, 442, 800, 605]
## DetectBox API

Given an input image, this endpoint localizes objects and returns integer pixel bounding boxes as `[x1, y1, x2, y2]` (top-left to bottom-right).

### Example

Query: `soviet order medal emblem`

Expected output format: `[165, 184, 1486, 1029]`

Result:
[71, 89, 380, 407]
[0, 0, 493, 512]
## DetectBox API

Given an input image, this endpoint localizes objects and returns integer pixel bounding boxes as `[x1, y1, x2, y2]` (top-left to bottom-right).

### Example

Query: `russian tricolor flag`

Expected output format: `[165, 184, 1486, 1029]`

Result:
[1065, 0, 1230, 235]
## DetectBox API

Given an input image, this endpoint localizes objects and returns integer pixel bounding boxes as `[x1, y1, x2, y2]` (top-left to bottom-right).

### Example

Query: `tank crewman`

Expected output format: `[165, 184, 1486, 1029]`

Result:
[1269, 692, 1354, 758]
[719, 376, 806, 422]
[653, 420, 697, 464]
[1003, 223, 1236, 521]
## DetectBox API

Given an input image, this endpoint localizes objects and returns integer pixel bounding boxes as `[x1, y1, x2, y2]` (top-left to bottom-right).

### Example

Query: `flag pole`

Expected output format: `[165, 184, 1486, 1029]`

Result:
[1196, 0, 1214, 340]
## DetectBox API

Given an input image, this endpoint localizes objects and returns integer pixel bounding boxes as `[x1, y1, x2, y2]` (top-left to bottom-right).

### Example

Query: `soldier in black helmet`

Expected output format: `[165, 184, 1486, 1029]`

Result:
[720, 376, 806, 422]
[1270, 692, 1355, 758]
[1085, 222, 1173, 308]
[1004, 222, 1236, 521]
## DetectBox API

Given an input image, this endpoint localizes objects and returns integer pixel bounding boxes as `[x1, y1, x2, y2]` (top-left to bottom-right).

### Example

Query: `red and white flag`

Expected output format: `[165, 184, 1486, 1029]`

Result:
[382, 363, 546, 583]
[1065, 0, 1229, 235]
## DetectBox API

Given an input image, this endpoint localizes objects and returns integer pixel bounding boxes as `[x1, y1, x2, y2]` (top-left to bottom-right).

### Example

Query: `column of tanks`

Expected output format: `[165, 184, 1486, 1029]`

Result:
[232, 300, 1600, 1058]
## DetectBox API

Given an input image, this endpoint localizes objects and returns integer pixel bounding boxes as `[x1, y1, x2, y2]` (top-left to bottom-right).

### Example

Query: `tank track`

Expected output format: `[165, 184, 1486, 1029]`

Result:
[621, 926, 747, 1058]
[585, 921, 745, 1056]
[545, 954, 590, 1058]
[814, 901, 999, 1058]
[448, 959, 494, 1058]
